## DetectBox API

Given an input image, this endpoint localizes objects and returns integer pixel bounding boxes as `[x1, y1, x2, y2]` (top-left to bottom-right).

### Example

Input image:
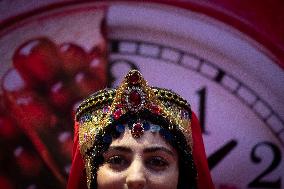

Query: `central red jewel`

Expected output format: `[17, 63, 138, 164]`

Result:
[129, 90, 141, 107]
[131, 123, 144, 138]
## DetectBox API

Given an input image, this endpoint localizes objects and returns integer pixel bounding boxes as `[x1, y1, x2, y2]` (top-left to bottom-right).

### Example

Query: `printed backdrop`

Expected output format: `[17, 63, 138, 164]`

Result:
[0, 1, 283, 189]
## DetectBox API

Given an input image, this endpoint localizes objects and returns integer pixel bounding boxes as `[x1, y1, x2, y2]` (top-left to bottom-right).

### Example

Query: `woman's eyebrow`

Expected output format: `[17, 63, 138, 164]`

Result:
[143, 146, 175, 156]
[107, 146, 132, 153]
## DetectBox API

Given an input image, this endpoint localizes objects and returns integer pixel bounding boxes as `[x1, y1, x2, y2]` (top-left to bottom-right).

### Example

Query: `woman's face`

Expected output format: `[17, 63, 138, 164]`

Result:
[97, 126, 179, 189]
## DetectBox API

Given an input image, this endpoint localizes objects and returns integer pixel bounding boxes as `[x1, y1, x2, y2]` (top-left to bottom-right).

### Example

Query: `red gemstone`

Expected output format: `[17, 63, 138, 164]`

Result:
[131, 123, 144, 138]
[121, 97, 126, 104]
[150, 104, 160, 114]
[129, 90, 141, 107]
[113, 108, 122, 120]
[128, 72, 140, 84]
[116, 103, 123, 108]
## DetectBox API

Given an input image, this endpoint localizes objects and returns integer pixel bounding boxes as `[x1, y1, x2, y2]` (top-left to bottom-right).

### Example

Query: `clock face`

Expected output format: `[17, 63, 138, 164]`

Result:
[106, 3, 284, 189]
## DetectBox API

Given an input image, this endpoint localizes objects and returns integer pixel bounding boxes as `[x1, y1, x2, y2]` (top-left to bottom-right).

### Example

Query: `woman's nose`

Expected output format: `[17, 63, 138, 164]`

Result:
[126, 158, 146, 189]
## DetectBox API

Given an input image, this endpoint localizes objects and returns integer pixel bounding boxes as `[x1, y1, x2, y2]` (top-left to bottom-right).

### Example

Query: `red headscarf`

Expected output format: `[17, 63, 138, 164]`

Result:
[67, 111, 214, 189]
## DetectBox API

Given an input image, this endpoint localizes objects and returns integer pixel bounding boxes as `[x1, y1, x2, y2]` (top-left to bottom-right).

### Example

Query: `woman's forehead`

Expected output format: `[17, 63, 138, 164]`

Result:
[109, 125, 176, 154]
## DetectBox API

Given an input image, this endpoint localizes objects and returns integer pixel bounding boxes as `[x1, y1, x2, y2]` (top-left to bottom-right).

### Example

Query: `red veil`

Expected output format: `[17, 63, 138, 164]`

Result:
[67, 111, 215, 189]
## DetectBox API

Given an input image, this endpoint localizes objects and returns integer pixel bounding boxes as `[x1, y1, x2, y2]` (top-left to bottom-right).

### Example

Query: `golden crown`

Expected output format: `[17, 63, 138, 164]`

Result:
[76, 70, 193, 157]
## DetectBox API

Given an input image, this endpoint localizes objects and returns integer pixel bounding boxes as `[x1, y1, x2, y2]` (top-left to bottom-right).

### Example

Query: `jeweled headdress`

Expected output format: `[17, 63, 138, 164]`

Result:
[75, 70, 194, 188]
[76, 69, 192, 154]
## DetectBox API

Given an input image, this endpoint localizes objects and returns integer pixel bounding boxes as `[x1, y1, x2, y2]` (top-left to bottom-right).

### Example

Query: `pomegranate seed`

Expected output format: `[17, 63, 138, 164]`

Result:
[58, 131, 73, 158]
[59, 43, 88, 76]
[14, 146, 42, 177]
[88, 46, 107, 87]
[0, 116, 20, 140]
[49, 81, 77, 111]
[0, 176, 14, 189]
[13, 38, 61, 88]
[74, 71, 103, 97]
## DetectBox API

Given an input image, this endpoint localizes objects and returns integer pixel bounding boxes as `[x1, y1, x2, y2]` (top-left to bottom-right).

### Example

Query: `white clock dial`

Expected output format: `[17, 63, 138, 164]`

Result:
[106, 3, 284, 189]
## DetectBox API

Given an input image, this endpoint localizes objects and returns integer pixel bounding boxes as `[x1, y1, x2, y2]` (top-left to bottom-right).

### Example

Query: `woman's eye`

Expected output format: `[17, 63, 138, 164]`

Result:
[146, 156, 169, 171]
[106, 155, 129, 170]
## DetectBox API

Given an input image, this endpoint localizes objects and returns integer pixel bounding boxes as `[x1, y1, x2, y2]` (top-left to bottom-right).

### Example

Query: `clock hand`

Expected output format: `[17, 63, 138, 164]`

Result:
[207, 139, 238, 170]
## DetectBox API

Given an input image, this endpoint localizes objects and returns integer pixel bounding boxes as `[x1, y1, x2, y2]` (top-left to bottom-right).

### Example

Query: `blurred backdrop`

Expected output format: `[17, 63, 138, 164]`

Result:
[0, 1, 283, 189]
